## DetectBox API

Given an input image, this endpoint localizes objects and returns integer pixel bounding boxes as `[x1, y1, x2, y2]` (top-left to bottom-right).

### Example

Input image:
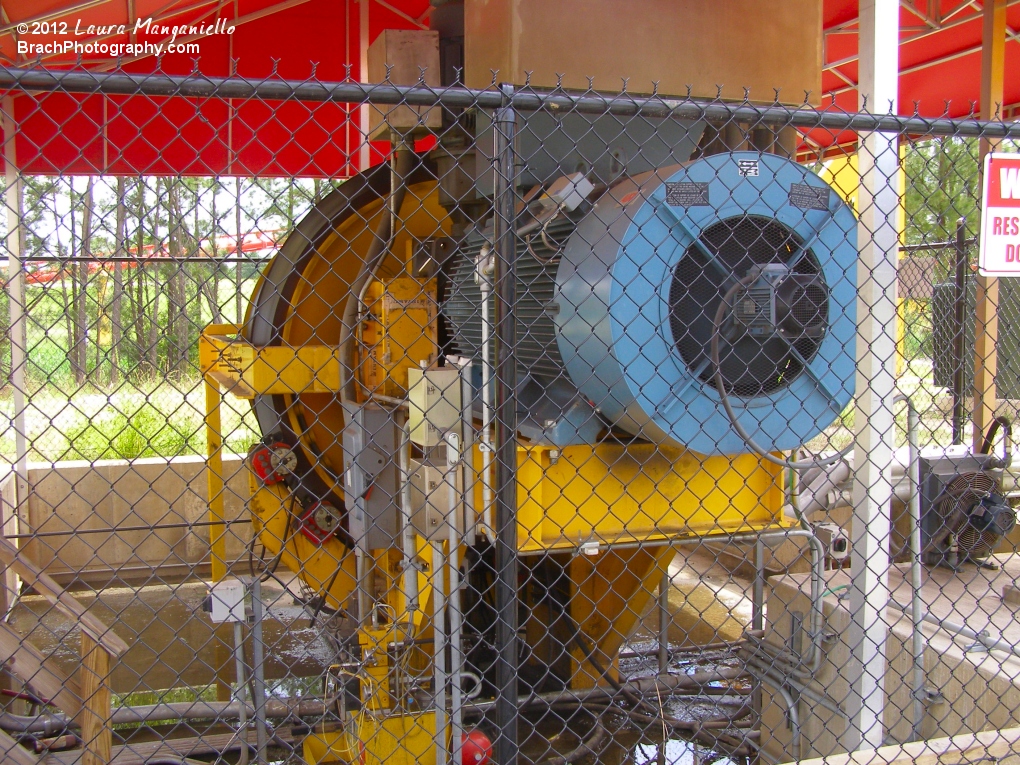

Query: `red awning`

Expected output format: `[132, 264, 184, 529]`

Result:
[0, 0, 1016, 175]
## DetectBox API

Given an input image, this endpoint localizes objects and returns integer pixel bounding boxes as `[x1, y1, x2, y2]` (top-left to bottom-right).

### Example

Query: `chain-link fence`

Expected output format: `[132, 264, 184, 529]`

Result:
[1, 64, 1020, 765]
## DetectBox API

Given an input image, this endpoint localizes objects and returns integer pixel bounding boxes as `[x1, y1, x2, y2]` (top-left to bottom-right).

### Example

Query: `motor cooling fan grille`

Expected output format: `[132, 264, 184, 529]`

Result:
[936, 472, 1002, 559]
[669, 215, 826, 398]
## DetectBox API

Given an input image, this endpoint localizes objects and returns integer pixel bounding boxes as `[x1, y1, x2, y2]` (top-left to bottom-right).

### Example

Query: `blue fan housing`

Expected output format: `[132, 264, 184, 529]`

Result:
[554, 152, 857, 455]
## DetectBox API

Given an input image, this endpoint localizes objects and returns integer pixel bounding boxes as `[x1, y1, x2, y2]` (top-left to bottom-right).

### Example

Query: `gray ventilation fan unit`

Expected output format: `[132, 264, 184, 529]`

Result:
[919, 446, 1015, 567]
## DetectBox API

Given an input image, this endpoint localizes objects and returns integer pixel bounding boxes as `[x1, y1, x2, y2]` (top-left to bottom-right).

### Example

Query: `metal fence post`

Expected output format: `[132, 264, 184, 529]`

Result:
[2, 95, 27, 576]
[492, 82, 520, 765]
[952, 216, 968, 444]
[844, 0, 900, 751]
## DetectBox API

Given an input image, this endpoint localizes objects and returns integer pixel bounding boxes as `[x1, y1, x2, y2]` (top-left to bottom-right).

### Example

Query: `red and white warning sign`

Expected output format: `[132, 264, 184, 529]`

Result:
[980, 152, 1020, 276]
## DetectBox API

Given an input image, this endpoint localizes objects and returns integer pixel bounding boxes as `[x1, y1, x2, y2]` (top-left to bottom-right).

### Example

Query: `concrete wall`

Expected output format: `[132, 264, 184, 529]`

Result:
[759, 567, 1020, 763]
[0, 454, 251, 587]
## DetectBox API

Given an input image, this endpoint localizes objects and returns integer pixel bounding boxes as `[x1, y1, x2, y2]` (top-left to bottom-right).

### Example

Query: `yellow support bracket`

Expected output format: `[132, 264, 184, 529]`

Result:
[199, 323, 343, 399]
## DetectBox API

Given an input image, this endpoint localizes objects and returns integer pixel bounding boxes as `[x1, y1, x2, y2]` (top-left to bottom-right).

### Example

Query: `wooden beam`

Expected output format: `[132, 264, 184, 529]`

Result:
[788, 725, 1020, 765]
[0, 727, 38, 765]
[973, 0, 1007, 452]
[78, 633, 111, 765]
[0, 622, 82, 718]
[0, 536, 128, 658]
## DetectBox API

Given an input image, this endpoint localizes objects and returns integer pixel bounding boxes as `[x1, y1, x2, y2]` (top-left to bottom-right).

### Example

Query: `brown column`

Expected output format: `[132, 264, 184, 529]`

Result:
[973, 0, 1007, 450]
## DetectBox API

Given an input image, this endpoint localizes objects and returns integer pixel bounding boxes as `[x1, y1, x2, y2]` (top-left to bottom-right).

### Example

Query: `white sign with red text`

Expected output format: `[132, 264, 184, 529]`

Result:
[980, 153, 1020, 276]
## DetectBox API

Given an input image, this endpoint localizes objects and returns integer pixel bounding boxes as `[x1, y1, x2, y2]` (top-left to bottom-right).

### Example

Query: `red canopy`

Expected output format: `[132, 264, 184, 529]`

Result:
[0, 0, 1016, 176]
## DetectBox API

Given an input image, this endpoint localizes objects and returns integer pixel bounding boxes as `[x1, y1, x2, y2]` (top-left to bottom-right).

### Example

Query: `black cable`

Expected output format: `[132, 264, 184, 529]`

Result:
[309, 560, 346, 629]
[980, 415, 1013, 468]
[710, 275, 852, 470]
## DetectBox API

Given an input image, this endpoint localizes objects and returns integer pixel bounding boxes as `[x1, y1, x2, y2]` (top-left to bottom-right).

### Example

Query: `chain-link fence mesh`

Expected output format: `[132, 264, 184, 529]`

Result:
[1, 64, 1020, 765]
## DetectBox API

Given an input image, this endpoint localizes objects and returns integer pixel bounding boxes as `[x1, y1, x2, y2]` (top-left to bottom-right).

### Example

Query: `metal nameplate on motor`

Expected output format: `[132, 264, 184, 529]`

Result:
[665, 182, 710, 207]
[789, 183, 830, 211]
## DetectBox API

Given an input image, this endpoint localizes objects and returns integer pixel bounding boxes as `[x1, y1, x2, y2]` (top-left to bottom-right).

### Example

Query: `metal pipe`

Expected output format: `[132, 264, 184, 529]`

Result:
[234, 620, 250, 765]
[905, 397, 926, 741]
[250, 578, 269, 764]
[952, 216, 968, 444]
[561, 530, 825, 671]
[338, 145, 412, 410]
[658, 570, 670, 675]
[356, 551, 372, 630]
[752, 537, 765, 632]
[892, 601, 1020, 661]
[2, 94, 29, 571]
[432, 542, 448, 765]
[447, 445, 464, 765]
[107, 698, 330, 725]
[773, 678, 801, 760]
[477, 244, 496, 541]
[797, 457, 852, 517]
[6, 66, 1020, 138]
[0, 697, 335, 734]
[742, 653, 843, 714]
[462, 669, 749, 714]
[398, 419, 419, 613]
[492, 82, 520, 765]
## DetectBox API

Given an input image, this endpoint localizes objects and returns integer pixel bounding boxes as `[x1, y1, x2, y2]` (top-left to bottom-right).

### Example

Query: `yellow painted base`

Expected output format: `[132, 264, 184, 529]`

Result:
[303, 711, 438, 765]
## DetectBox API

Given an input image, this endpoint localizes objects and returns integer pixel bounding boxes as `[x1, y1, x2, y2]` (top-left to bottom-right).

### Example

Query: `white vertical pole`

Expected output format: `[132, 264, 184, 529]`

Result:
[359, 0, 371, 172]
[843, 0, 900, 752]
[2, 96, 27, 548]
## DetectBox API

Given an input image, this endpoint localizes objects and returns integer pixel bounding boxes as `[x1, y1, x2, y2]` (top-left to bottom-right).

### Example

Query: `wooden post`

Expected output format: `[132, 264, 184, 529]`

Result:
[972, 0, 1006, 451]
[79, 632, 112, 765]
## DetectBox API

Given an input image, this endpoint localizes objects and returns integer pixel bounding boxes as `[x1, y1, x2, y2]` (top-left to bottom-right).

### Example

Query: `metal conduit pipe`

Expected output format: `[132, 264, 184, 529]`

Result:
[772, 681, 802, 761]
[461, 668, 749, 714]
[740, 653, 843, 715]
[432, 541, 448, 765]
[1, 672, 753, 737]
[476, 244, 495, 541]
[805, 450, 1020, 516]
[398, 419, 419, 612]
[586, 529, 826, 670]
[0, 698, 334, 736]
[891, 600, 1020, 661]
[903, 395, 926, 742]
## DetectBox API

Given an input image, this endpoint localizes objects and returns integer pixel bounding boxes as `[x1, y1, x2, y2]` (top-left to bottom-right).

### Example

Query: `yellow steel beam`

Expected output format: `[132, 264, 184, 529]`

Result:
[200, 323, 343, 399]
[204, 376, 228, 582]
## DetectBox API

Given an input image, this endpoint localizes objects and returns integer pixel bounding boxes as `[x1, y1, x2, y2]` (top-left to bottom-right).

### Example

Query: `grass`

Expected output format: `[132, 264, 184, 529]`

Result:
[0, 274, 263, 465]
[0, 376, 260, 464]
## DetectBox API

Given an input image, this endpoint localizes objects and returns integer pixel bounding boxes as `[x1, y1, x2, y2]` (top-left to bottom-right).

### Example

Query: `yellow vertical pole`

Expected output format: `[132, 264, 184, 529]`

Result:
[206, 376, 228, 581]
[973, 0, 1006, 450]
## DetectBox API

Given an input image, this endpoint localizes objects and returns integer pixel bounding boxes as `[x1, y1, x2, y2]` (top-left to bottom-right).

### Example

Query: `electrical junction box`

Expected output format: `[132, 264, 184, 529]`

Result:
[342, 405, 400, 552]
[367, 29, 442, 139]
[407, 364, 472, 541]
[361, 277, 438, 397]
[409, 458, 460, 541]
[408, 366, 465, 447]
[207, 578, 247, 623]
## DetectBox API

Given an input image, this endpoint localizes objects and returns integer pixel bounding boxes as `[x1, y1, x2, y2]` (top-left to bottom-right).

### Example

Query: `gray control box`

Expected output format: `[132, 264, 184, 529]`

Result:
[342, 405, 399, 552]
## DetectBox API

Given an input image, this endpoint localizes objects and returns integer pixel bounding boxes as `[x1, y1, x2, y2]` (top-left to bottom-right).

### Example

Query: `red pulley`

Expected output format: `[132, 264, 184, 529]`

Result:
[247, 442, 295, 485]
[298, 501, 340, 544]
[459, 730, 492, 765]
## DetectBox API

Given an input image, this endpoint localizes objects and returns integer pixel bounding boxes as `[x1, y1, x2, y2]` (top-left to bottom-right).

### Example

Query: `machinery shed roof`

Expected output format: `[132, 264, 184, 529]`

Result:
[0, 0, 1014, 175]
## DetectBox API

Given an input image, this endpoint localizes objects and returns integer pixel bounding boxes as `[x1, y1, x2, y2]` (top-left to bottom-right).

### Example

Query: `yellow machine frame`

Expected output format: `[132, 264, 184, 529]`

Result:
[198, 177, 790, 764]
